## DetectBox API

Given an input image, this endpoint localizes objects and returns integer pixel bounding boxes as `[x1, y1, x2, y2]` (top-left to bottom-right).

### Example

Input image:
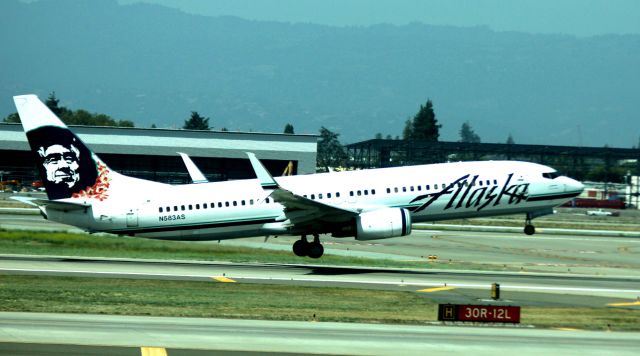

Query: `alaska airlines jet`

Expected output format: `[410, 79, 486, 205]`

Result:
[13, 94, 584, 258]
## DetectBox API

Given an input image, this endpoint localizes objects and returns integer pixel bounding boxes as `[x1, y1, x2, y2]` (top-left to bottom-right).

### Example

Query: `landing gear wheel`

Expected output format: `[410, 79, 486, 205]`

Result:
[308, 242, 324, 259]
[524, 224, 535, 235]
[293, 236, 309, 257]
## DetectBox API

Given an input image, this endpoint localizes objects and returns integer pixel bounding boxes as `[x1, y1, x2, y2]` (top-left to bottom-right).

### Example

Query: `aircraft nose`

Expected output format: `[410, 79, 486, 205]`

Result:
[564, 177, 584, 194]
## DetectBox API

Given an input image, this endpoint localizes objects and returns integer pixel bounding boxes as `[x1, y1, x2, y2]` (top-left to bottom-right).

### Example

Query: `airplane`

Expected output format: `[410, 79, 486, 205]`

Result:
[13, 94, 584, 258]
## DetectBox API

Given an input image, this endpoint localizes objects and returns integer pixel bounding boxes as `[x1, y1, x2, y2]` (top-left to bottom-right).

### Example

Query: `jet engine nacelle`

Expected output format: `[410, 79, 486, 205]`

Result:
[355, 208, 412, 241]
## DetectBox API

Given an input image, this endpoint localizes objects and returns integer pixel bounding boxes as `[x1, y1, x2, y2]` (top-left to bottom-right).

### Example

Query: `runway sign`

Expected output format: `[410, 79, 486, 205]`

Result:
[438, 304, 520, 323]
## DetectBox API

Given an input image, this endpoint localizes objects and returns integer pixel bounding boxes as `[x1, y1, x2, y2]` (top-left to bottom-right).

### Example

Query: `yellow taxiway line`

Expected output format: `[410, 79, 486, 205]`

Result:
[607, 300, 640, 307]
[212, 276, 236, 283]
[416, 286, 456, 293]
[141, 347, 167, 356]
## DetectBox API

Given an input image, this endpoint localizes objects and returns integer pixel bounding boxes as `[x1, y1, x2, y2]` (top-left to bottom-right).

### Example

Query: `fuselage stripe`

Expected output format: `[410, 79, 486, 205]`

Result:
[107, 217, 278, 234]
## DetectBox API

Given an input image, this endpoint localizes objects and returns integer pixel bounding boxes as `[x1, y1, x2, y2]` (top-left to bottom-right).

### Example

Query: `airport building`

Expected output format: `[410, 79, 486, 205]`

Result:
[0, 123, 318, 187]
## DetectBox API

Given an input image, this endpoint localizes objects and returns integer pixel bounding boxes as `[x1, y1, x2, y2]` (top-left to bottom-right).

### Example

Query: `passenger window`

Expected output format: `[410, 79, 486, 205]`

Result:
[174, 206, 178, 211]
[311, 194, 315, 200]
[336, 192, 341, 198]
[410, 186, 414, 192]
[196, 204, 200, 209]
[372, 189, 376, 195]
[402, 187, 407, 192]
[303, 194, 308, 198]
[241, 200, 246, 206]
[218, 202, 222, 208]
[426, 185, 430, 190]
[328, 193, 332, 198]
[386, 188, 391, 194]
[266, 198, 270, 204]
[225, 202, 230, 207]
[350, 191, 354, 196]
[166, 206, 170, 212]
[486, 180, 491, 186]
[319, 193, 323, 199]
[494, 179, 498, 185]
[233, 201, 237, 206]
[417, 186, 421, 191]
[250, 199, 254, 205]
[159, 207, 163, 213]
[181, 205, 185, 211]
[188, 204, 193, 210]
[357, 190, 362, 196]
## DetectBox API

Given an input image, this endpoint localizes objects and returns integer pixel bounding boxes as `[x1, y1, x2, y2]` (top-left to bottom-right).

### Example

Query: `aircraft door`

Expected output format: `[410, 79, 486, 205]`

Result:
[126, 209, 138, 227]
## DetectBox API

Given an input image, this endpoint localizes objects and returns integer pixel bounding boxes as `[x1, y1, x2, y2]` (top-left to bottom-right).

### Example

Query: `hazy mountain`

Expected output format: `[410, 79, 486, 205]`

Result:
[1, 0, 639, 146]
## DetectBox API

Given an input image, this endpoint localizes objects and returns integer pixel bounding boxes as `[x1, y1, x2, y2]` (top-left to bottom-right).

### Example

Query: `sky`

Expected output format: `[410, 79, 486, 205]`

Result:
[118, 0, 640, 37]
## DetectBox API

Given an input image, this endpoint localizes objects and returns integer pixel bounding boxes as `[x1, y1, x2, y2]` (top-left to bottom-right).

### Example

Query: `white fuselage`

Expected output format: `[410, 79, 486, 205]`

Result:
[45, 160, 583, 241]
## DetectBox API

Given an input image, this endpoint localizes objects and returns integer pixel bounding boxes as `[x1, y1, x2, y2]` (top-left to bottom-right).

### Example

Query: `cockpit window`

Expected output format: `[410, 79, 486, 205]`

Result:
[542, 172, 559, 179]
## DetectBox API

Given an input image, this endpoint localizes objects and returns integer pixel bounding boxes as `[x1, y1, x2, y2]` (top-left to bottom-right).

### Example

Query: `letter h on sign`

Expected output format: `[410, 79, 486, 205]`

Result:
[438, 304, 458, 321]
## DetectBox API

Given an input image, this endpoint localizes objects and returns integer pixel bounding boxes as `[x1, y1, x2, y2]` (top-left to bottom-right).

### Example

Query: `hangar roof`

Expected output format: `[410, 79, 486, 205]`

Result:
[0, 123, 318, 173]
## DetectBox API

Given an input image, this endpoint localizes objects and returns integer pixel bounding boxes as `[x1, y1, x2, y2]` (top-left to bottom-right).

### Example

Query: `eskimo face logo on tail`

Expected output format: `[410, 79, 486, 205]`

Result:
[27, 126, 104, 200]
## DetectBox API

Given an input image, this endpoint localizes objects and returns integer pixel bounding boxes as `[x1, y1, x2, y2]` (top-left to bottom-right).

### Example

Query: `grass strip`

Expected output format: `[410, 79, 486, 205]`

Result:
[0, 275, 436, 324]
[2, 275, 639, 330]
[0, 229, 491, 270]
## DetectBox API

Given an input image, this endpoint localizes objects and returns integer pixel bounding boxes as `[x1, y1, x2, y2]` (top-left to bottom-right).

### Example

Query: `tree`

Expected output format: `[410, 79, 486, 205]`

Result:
[61, 110, 133, 127]
[2, 112, 20, 123]
[3, 92, 133, 127]
[506, 134, 515, 145]
[45, 92, 70, 117]
[406, 99, 441, 141]
[284, 123, 294, 134]
[459, 121, 481, 143]
[317, 126, 348, 170]
[374, 133, 383, 139]
[402, 119, 413, 140]
[183, 111, 210, 130]
[117, 119, 135, 128]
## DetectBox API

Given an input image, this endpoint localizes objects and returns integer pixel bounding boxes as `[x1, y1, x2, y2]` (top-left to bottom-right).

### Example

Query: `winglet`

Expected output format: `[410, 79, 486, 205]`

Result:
[177, 152, 209, 183]
[247, 152, 278, 190]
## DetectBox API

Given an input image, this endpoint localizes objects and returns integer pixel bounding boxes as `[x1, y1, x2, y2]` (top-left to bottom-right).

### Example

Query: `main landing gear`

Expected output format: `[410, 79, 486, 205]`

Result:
[524, 213, 536, 235]
[292, 234, 324, 259]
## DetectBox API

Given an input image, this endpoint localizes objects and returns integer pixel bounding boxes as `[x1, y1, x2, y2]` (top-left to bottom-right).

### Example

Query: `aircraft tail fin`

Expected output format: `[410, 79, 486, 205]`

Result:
[13, 94, 112, 201]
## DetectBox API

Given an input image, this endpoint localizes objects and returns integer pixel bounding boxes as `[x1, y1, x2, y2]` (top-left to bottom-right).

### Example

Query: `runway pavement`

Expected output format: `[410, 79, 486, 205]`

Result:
[1, 312, 639, 356]
[3, 212, 640, 277]
[2, 210, 640, 354]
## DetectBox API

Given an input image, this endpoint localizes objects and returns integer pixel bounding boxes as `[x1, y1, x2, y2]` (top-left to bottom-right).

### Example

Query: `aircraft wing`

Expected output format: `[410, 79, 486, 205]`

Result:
[247, 153, 359, 226]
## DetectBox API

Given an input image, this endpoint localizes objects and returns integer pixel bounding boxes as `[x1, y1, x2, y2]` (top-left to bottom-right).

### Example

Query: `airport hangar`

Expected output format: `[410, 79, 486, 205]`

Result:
[0, 123, 318, 186]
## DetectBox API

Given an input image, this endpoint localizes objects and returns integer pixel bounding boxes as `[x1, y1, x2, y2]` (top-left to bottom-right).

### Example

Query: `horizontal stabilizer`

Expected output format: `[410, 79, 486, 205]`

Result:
[9, 196, 40, 207]
[31, 199, 90, 211]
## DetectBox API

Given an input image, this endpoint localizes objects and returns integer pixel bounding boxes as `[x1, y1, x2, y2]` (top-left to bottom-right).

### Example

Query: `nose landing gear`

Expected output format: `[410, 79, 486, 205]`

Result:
[524, 213, 536, 235]
[292, 234, 324, 258]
